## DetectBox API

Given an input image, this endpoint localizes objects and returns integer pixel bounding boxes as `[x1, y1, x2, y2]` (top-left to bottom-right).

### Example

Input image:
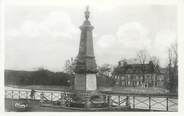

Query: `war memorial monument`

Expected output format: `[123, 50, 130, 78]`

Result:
[70, 7, 108, 109]
[74, 7, 97, 91]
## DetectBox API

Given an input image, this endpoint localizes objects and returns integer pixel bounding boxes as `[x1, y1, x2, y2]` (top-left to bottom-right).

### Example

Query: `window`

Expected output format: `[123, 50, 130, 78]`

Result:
[121, 76, 125, 80]
[140, 76, 143, 80]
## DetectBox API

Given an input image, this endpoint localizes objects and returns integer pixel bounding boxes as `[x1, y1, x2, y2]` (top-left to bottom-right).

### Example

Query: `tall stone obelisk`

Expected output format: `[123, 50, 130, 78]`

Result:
[74, 7, 97, 91]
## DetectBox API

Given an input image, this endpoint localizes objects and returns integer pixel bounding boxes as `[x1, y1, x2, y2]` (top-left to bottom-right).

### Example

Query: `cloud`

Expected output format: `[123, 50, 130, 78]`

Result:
[7, 11, 78, 38]
[97, 22, 150, 64]
[5, 11, 80, 71]
[116, 22, 150, 49]
[96, 35, 115, 48]
[151, 30, 177, 66]
[5, 5, 177, 71]
[117, 22, 148, 38]
[96, 22, 177, 67]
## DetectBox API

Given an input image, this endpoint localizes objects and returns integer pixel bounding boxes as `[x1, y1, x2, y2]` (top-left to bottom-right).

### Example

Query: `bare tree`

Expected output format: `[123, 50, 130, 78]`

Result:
[171, 43, 178, 68]
[150, 56, 160, 67]
[136, 49, 149, 87]
[172, 43, 178, 93]
[168, 48, 173, 67]
[168, 42, 177, 67]
[167, 42, 178, 93]
[64, 57, 75, 75]
[150, 56, 160, 87]
[98, 64, 111, 77]
[137, 49, 148, 65]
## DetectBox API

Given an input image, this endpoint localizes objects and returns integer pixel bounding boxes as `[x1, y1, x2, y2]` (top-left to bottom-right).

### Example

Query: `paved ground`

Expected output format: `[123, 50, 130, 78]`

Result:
[5, 99, 157, 112]
[5, 99, 76, 112]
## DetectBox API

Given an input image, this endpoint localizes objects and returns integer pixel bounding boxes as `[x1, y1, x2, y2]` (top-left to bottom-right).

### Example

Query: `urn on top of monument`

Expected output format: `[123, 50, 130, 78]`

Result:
[74, 7, 97, 73]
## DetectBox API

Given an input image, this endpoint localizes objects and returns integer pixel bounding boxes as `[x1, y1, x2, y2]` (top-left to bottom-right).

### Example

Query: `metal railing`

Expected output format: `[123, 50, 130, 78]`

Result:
[5, 89, 178, 111]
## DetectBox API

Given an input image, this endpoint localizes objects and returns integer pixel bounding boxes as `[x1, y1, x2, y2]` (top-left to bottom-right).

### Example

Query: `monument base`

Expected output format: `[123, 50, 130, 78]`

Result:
[70, 90, 108, 108]
[74, 73, 97, 91]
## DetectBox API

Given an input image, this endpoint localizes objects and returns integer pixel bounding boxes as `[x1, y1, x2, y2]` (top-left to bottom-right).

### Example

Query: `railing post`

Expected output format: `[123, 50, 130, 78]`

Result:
[126, 96, 130, 108]
[107, 95, 110, 105]
[133, 96, 135, 109]
[33, 91, 35, 100]
[18, 91, 20, 99]
[11, 97, 14, 111]
[11, 90, 13, 99]
[149, 96, 151, 110]
[118, 96, 120, 106]
[26, 91, 28, 99]
[103, 95, 106, 103]
[105, 94, 107, 103]
[107, 95, 112, 108]
[60, 92, 64, 104]
[85, 95, 91, 109]
[166, 97, 169, 111]
[51, 92, 53, 102]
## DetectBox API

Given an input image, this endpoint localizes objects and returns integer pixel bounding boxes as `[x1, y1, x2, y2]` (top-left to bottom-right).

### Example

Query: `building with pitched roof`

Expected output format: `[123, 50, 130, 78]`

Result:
[112, 60, 165, 88]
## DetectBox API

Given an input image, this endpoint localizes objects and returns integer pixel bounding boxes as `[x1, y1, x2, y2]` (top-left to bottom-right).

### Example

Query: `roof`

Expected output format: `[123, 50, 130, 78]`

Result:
[113, 62, 160, 75]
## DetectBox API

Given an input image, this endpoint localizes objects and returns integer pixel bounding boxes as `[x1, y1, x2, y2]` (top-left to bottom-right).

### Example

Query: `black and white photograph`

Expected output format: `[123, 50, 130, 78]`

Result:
[1, 0, 182, 112]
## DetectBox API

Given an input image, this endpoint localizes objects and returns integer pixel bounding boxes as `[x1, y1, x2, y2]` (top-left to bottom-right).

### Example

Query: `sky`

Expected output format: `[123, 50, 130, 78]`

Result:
[4, 0, 177, 71]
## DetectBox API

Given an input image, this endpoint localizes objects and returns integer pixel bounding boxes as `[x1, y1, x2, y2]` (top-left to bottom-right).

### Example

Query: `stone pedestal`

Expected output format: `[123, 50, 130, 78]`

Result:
[74, 74, 97, 91]
[70, 91, 108, 108]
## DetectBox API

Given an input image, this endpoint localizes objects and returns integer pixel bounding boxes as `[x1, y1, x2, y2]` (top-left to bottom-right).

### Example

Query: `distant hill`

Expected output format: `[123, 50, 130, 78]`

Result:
[4, 69, 73, 86]
[5, 69, 116, 88]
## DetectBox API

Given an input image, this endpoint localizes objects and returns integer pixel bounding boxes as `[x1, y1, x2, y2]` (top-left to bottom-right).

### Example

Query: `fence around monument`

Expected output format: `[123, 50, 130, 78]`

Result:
[5, 89, 178, 111]
[101, 91, 178, 111]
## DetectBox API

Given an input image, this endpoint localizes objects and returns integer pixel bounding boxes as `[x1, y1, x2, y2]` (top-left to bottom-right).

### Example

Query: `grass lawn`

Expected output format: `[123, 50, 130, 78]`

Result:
[6, 84, 70, 91]
[6, 84, 169, 94]
[99, 86, 169, 94]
